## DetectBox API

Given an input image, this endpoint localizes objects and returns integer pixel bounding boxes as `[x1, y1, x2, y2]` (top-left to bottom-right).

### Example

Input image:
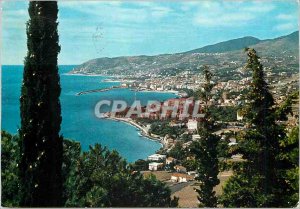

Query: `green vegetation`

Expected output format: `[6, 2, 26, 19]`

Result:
[129, 159, 150, 171]
[149, 120, 185, 138]
[210, 106, 238, 122]
[278, 126, 299, 205]
[1, 131, 21, 207]
[19, 2, 63, 206]
[220, 48, 299, 207]
[2, 132, 178, 207]
[64, 143, 177, 207]
[167, 141, 187, 161]
[191, 66, 220, 207]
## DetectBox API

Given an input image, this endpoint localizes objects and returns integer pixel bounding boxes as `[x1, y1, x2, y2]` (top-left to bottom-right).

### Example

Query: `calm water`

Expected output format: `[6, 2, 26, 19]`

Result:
[2, 65, 176, 162]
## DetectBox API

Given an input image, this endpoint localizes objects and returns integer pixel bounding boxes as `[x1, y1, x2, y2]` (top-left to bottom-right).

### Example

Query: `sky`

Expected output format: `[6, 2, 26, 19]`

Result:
[1, 0, 298, 65]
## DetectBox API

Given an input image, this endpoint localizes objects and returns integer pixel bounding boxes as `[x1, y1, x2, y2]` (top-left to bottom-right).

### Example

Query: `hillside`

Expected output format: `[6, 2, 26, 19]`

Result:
[186, 36, 261, 54]
[70, 31, 299, 76]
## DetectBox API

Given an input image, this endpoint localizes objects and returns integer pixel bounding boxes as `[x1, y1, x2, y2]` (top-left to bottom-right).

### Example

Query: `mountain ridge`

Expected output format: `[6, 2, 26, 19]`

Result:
[70, 31, 298, 75]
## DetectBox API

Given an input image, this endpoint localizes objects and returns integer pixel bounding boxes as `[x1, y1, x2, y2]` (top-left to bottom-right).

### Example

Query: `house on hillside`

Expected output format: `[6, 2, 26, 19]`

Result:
[148, 162, 164, 171]
[192, 134, 201, 141]
[170, 173, 194, 183]
[237, 110, 243, 121]
[147, 154, 166, 162]
[166, 157, 177, 165]
[174, 165, 187, 173]
[187, 119, 198, 132]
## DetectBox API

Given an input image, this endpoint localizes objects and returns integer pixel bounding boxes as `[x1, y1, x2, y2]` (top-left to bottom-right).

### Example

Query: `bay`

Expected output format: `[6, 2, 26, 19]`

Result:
[2, 65, 176, 162]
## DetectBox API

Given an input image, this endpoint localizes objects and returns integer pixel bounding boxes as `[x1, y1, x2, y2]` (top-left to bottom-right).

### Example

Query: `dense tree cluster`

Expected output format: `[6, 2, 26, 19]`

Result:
[1, 132, 21, 207]
[210, 106, 238, 122]
[220, 48, 299, 207]
[150, 120, 185, 138]
[2, 133, 178, 207]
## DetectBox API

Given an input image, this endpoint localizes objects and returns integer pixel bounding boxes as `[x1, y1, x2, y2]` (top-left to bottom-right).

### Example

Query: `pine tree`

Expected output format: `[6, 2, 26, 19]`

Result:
[220, 48, 293, 207]
[191, 66, 220, 207]
[19, 1, 62, 206]
[278, 126, 299, 207]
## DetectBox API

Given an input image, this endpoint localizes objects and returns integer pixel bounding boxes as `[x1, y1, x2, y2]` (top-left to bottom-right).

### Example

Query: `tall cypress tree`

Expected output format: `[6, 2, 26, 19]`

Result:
[19, 1, 62, 206]
[191, 66, 220, 207]
[220, 48, 291, 207]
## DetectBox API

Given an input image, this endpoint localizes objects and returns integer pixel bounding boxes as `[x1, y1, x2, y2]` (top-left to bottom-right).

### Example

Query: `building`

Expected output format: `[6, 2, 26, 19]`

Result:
[147, 154, 166, 162]
[237, 110, 243, 121]
[170, 173, 194, 183]
[148, 162, 164, 171]
[192, 134, 201, 141]
[187, 119, 198, 132]
[174, 165, 187, 173]
[162, 135, 175, 147]
[166, 157, 177, 165]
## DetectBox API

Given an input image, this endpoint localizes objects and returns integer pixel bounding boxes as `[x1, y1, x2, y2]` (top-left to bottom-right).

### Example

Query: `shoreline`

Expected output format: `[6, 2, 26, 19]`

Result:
[104, 117, 165, 149]
[64, 72, 115, 77]
[65, 72, 179, 96]
[135, 89, 179, 95]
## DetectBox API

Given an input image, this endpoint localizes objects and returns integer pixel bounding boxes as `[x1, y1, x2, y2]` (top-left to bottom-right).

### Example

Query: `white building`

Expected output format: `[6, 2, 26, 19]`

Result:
[147, 154, 166, 162]
[170, 173, 193, 183]
[187, 119, 198, 132]
[148, 162, 164, 171]
[237, 111, 243, 121]
[192, 134, 201, 141]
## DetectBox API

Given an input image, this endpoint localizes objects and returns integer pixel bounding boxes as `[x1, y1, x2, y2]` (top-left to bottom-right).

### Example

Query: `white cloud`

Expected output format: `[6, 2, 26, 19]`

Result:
[59, 1, 172, 24]
[241, 2, 275, 13]
[274, 22, 297, 31]
[276, 13, 296, 20]
[274, 12, 297, 32]
[274, 23, 296, 31]
[194, 13, 255, 27]
[192, 1, 275, 27]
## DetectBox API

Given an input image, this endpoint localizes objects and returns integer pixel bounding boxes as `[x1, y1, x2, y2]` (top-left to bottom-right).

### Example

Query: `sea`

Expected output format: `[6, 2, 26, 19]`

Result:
[2, 65, 176, 162]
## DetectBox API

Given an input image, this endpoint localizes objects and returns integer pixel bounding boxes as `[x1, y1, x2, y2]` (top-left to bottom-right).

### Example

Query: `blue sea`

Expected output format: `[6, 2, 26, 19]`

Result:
[2, 65, 176, 162]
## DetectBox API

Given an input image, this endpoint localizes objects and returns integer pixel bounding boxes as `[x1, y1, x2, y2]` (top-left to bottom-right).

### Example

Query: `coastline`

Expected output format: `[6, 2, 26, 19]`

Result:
[65, 72, 179, 96]
[104, 117, 164, 149]
[135, 89, 179, 95]
[64, 72, 115, 77]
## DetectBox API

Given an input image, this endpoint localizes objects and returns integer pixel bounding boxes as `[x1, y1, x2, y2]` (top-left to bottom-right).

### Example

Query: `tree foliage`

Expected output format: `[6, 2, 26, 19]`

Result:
[220, 48, 299, 207]
[19, 1, 62, 206]
[191, 66, 220, 207]
[1, 131, 21, 207]
[60, 143, 178, 207]
[1, 131, 178, 207]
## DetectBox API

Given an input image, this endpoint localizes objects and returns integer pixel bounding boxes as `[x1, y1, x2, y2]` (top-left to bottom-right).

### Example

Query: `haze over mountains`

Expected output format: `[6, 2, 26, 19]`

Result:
[70, 31, 299, 76]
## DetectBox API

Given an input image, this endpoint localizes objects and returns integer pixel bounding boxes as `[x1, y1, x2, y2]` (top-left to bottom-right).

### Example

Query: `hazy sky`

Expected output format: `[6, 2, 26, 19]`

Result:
[1, 0, 298, 65]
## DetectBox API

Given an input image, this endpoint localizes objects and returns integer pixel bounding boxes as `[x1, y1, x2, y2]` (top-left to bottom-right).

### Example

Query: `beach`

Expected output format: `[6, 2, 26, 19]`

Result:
[105, 116, 164, 148]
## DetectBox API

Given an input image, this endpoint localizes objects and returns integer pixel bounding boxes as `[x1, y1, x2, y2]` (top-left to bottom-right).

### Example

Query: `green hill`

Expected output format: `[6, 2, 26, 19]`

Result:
[70, 31, 298, 75]
[186, 36, 261, 54]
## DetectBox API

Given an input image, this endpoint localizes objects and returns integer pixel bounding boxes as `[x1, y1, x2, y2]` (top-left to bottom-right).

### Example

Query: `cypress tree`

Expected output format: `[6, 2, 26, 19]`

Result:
[220, 48, 292, 207]
[19, 1, 62, 206]
[191, 66, 220, 207]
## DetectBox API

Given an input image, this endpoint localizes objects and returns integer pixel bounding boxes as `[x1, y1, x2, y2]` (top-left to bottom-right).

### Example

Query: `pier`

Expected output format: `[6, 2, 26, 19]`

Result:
[77, 86, 127, 96]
